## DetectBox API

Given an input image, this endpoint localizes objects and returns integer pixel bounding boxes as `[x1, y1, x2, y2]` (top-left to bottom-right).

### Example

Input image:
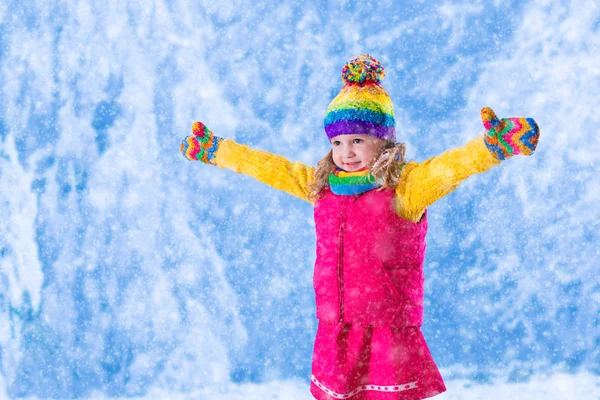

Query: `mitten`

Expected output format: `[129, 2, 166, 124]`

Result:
[481, 107, 540, 161]
[180, 122, 223, 165]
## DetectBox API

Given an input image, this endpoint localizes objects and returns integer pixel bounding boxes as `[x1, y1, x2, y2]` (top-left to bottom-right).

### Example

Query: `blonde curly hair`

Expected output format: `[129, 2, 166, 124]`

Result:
[308, 141, 406, 201]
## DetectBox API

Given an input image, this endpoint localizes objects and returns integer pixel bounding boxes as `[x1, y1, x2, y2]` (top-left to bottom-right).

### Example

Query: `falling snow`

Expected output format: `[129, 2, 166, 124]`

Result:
[1, 0, 599, 399]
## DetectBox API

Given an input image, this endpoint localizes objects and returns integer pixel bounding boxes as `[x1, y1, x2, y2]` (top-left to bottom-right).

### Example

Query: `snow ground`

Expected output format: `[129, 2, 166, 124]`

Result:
[7, 371, 585, 400]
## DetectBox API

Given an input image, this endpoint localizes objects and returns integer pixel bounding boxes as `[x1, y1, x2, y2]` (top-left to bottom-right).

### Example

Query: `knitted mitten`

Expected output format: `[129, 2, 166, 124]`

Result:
[180, 122, 223, 165]
[481, 107, 540, 161]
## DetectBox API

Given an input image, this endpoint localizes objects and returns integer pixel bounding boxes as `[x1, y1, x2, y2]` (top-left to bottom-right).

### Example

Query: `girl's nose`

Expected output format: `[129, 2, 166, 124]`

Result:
[343, 146, 355, 157]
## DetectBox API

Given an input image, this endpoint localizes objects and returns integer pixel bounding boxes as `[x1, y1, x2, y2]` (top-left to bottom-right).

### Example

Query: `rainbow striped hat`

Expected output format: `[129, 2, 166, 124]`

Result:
[324, 54, 396, 141]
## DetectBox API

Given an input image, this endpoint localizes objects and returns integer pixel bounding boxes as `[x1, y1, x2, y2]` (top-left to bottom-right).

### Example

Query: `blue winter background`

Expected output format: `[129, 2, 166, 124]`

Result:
[0, 0, 599, 399]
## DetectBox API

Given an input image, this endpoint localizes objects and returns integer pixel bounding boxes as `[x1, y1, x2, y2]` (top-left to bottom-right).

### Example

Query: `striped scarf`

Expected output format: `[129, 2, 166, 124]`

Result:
[328, 168, 382, 196]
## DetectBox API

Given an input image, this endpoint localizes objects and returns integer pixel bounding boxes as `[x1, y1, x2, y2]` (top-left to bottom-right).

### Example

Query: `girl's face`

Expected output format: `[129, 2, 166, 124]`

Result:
[330, 134, 385, 172]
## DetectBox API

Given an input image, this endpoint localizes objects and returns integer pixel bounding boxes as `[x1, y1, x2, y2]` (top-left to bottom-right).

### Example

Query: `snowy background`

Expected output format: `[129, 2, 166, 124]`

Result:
[1, 0, 599, 399]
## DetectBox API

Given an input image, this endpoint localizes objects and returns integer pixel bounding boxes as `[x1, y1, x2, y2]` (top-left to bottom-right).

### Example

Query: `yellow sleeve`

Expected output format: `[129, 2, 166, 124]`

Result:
[395, 136, 501, 222]
[214, 139, 315, 204]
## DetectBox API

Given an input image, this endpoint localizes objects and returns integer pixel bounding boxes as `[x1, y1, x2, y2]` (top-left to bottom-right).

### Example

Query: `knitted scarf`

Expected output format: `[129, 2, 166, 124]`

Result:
[328, 168, 382, 195]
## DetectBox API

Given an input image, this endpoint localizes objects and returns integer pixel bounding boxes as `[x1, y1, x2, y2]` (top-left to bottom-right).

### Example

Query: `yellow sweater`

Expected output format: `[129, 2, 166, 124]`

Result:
[214, 137, 501, 222]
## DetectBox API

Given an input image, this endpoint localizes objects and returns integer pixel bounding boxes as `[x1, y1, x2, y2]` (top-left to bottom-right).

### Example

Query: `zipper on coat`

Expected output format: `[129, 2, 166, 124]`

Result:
[337, 197, 349, 323]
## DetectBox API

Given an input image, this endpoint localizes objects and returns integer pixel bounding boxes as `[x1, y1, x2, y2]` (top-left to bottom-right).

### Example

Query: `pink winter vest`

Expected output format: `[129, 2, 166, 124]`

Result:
[313, 187, 428, 327]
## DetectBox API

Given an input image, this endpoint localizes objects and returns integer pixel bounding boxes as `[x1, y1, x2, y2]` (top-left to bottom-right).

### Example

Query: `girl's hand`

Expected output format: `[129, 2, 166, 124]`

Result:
[180, 122, 223, 165]
[481, 107, 540, 161]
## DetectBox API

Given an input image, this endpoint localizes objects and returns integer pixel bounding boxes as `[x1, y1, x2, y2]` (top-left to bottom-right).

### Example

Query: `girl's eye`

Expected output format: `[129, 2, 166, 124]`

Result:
[332, 141, 341, 146]
[353, 138, 362, 144]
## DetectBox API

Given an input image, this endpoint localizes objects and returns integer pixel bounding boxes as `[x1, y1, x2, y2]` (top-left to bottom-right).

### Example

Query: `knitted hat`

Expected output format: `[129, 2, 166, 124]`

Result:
[324, 54, 396, 141]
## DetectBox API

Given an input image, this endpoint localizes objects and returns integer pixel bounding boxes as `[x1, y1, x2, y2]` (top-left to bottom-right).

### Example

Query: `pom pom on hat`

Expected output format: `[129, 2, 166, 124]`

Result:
[341, 54, 386, 86]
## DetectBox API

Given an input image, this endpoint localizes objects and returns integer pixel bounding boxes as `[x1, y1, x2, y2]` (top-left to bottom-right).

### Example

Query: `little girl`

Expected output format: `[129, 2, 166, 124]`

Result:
[181, 55, 539, 400]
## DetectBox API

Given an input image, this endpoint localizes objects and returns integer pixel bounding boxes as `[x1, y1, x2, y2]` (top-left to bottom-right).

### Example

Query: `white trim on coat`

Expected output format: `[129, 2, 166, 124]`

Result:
[311, 374, 418, 399]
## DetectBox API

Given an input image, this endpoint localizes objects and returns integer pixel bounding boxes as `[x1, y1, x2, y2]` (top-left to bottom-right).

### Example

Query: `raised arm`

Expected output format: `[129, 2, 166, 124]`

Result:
[394, 107, 540, 222]
[181, 122, 315, 204]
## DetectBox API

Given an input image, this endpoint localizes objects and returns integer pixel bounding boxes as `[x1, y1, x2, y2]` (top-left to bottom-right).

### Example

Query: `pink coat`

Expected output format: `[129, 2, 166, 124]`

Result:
[314, 188, 427, 327]
[310, 188, 446, 400]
